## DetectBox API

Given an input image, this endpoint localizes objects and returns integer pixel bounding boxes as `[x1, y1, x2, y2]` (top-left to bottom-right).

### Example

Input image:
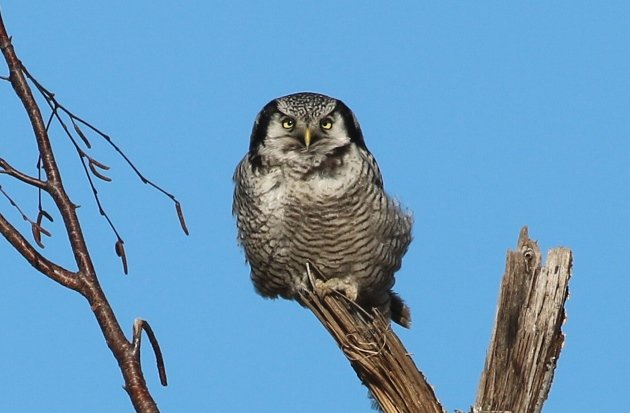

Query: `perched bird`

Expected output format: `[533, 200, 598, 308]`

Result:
[233, 92, 413, 327]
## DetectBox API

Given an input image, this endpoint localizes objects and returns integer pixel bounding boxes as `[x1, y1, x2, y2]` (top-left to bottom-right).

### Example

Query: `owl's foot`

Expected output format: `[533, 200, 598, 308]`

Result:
[304, 262, 359, 302]
[314, 278, 359, 302]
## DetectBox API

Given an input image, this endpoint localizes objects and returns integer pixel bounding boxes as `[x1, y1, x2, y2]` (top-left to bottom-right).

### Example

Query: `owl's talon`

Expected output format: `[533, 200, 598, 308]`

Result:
[314, 278, 359, 302]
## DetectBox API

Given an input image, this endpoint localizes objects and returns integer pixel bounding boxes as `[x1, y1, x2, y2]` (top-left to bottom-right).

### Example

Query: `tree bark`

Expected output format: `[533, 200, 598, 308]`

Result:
[474, 227, 572, 413]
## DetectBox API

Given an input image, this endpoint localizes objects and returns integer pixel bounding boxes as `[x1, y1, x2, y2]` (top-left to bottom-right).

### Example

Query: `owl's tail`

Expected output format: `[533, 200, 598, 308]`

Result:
[389, 291, 411, 328]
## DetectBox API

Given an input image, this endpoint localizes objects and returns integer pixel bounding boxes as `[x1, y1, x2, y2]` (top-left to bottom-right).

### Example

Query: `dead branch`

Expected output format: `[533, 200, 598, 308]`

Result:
[299, 270, 446, 413]
[0, 12, 185, 412]
[474, 227, 572, 413]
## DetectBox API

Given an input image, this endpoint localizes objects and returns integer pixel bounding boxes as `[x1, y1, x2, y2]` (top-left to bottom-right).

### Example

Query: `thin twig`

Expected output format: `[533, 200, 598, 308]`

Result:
[0, 158, 47, 189]
[22, 65, 189, 235]
[0, 213, 78, 289]
[133, 318, 168, 387]
[19, 62, 189, 273]
[32, 78, 128, 258]
[0, 184, 51, 247]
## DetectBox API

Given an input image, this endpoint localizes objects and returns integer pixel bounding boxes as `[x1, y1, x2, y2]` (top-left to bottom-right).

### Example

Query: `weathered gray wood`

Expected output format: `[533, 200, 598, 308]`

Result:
[300, 280, 445, 413]
[474, 227, 572, 413]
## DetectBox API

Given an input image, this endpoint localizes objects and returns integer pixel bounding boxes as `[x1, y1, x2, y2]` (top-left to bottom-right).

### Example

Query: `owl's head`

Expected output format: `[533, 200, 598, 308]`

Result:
[248, 92, 367, 166]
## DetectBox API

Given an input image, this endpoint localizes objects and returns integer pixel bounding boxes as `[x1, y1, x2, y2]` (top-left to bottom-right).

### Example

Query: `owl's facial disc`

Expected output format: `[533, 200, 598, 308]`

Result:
[248, 92, 368, 160]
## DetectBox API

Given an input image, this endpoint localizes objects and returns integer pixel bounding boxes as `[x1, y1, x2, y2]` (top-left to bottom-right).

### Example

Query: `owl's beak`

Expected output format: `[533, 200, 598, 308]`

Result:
[303, 127, 312, 148]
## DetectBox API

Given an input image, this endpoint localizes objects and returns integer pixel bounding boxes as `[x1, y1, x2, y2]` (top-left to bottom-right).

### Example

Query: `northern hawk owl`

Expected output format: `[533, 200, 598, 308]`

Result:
[233, 92, 413, 327]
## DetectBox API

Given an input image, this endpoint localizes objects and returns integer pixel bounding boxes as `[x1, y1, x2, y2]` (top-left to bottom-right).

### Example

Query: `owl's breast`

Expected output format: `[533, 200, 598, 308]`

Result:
[292, 147, 364, 196]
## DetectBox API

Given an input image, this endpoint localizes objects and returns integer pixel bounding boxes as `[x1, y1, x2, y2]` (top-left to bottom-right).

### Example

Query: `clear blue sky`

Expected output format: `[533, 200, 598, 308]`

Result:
[1, 2, 628, 412]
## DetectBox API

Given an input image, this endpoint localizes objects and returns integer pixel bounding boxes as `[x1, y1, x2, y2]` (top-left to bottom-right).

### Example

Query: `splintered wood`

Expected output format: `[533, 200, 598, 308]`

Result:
[474, 227, 572, 413]
[299, 279, 445, 413]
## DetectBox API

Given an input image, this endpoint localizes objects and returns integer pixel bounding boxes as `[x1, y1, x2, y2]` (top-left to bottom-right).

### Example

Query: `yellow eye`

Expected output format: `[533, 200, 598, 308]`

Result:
[281, 117, 295, 129]
[320, 118, 333, 130]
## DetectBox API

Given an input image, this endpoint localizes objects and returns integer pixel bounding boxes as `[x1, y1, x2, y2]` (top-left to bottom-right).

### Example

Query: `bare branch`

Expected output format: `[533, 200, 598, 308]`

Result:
[1, 13, 165, 412]
[8, 60, 188, 273]
[299, 264, 446, 413]
[474, 227, 572, 413]
[0, 213, 78, 289]
[22, 65, 189, 236]
[0, 184, 52, 247]
[0, 158, 47, 189]
[29, 79, 129, 251]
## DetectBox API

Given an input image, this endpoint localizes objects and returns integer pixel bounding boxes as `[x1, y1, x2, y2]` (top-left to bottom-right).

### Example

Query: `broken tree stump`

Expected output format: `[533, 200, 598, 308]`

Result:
[474, 227, 572, 413]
